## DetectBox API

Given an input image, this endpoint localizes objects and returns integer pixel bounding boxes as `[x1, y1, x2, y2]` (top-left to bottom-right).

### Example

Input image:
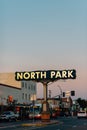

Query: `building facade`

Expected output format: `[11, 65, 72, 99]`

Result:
[0, 81, 37, 106]
[21, 81, 36, 104]
[0, 83, 21, 106]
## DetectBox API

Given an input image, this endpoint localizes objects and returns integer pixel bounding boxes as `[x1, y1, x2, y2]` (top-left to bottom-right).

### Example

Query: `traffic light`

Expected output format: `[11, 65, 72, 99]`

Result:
[62, 92, 65, 97]
[71, 91, 75, 96]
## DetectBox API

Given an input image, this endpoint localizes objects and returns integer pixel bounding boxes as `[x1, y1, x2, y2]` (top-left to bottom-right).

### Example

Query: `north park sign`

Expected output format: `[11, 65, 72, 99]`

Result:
[15, 70, 76, 82]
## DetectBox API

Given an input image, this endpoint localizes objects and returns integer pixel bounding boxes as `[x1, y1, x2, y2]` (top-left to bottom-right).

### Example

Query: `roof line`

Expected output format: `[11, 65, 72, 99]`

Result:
[0, 83, 21, 90]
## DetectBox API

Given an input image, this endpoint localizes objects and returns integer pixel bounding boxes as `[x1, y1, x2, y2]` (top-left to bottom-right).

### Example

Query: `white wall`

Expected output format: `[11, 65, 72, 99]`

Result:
[0, 81, 37, 105]
[21, 81, 37, 104]
[0, 84, 21, 105]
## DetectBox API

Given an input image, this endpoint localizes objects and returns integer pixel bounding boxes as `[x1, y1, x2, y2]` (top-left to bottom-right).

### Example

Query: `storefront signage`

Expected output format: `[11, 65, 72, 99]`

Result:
[15, 70, 76, 82]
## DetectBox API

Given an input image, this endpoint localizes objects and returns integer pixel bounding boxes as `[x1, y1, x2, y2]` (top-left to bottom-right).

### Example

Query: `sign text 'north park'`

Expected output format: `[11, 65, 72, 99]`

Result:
[15, 70, 76, 82]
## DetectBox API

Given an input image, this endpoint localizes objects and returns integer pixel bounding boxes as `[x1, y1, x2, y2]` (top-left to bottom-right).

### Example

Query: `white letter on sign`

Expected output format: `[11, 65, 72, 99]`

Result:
[62, 71, 67, 78]
[51, 71, 55, 78]
[68, 70, 73, 78]
[31, 72, 35, 79]
[17, 73, 23, 80]
[24, 72, 30, 79]
[41, 72, 46, 79]
[36, 72, 40, 78]
[55, 71, 61, 78]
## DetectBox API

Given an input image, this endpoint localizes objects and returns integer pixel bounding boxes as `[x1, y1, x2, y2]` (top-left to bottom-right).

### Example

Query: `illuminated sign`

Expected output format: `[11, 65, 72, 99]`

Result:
[15, 70, 76, 82]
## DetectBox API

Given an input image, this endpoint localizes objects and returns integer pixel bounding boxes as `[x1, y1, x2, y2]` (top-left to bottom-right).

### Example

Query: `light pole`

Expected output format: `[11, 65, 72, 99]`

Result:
[57, 85, 62, 98]
[55, 85, 63, 108]
[47, 84, 63, 107]
[30, 94, 36, 123]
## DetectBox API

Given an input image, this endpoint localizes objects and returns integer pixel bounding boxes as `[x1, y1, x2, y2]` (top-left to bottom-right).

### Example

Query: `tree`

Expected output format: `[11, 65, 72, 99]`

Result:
[76, 98, 87, 109]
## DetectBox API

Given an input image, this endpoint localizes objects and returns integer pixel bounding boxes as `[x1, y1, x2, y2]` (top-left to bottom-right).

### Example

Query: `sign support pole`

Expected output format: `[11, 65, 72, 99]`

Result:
[43, 82, 48, 101]
[41, 82, 50, 122]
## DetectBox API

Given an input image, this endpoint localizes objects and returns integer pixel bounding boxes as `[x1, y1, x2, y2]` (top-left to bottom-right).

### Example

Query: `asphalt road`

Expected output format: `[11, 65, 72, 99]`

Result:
[0, 117, 87, 130]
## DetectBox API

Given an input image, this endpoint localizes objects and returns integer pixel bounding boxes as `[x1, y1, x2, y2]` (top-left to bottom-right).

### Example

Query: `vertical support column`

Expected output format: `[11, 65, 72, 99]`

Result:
[41, 82, 50, 122]
[43, 82, 47, 101]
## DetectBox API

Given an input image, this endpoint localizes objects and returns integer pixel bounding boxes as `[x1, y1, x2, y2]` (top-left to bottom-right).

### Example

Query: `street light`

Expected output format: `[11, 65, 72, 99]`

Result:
[56, 85, 63, 98]
[30, 94, 36, 123]
[56, 85, 63, 108]
[48, 85, 63, 107]
[47, 83, 63, 98]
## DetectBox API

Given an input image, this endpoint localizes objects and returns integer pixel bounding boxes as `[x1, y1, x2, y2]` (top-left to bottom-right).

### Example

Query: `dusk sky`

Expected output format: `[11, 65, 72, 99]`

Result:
[0, 0, 87, 99]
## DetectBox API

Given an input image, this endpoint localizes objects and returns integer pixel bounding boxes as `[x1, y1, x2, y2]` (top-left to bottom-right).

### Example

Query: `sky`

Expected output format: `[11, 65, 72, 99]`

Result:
[0, 0, 87, 99]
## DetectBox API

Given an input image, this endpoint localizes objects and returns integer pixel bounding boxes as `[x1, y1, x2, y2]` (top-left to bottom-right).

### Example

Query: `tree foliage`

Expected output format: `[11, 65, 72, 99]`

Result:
[76, 98, 87, 109]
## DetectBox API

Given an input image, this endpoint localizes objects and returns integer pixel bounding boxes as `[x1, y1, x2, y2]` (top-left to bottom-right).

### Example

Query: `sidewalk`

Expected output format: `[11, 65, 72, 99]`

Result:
[21, 120, 59, 127]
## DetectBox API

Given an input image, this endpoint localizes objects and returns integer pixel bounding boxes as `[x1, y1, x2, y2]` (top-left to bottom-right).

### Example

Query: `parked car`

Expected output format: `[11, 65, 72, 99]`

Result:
[28, 111, 41, 120]
[0, 111, 16, 121]
[28, 112, 34, 119]
[50, 110, 57, 119]
[34, 111, 41, 119]
[77, 111, 87, 118]
[15, 113, 20, 120]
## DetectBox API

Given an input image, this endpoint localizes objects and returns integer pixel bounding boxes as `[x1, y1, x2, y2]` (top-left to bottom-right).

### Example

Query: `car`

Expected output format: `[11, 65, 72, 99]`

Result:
[15, 113, 20, 120]
[28, 111, 41, 120]
[34, 111, 41, 120]
[28, 112, 34, 119]
[50, 110, 57, 119]
[77, 111, 87, 119]
[0, 111, 16, 121]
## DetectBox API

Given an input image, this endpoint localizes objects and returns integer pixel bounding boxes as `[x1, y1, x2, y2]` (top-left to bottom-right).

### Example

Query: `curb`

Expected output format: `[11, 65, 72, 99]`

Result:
[21, 121, 59, 127]
[21, 123, 46, 127]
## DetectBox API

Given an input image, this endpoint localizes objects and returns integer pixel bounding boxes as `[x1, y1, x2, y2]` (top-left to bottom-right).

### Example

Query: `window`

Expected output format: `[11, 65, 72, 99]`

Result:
[34, 85, 36, 91]
[25, 82, 27, 89]
[22, 93, 24, 99]
[25, 93, 27, 100]
[22, 82, 24, 88]
[28, 85, 30, 90]
[31, 85, 33, 90]
[29, 94, 30, 100]
[32, 85, 34, 90]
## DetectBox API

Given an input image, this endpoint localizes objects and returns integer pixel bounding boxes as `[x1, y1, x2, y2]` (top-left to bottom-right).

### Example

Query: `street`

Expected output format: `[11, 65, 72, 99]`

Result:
[0, 117, 87, 130]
